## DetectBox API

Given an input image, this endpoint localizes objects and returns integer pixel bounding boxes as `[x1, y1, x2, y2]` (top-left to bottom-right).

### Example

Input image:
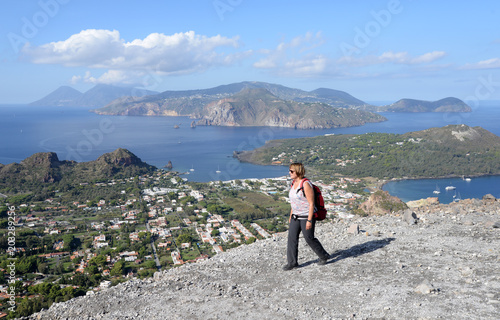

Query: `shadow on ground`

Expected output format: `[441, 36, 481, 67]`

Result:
[301, 237, 396, 267]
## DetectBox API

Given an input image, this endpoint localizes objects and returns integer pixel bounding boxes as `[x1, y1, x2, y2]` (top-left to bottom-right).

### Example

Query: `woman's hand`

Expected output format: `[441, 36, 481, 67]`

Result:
[306, 221, 312, 230]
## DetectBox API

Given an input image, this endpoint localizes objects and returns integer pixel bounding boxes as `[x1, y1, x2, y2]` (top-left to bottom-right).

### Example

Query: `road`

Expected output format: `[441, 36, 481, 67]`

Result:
[145, 222, 161, 270]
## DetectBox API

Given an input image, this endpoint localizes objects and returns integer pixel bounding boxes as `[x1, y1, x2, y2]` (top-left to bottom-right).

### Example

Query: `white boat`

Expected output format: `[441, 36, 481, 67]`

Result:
[433, 185, 440, 194]
[445, 185, 456, 191]
[216, 165, 221, 174]
[465, 177, 471, 182]
[190, 165, 195, 172]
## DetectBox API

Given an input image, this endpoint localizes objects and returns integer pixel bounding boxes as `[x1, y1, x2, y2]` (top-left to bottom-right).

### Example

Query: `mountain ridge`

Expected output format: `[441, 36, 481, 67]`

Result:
[0, 148, 155, 192]
[92, 81, 377, 117]
[31, 81, 471, 115]
[196, 88, 386, 129]
[30, 84, 159, 108]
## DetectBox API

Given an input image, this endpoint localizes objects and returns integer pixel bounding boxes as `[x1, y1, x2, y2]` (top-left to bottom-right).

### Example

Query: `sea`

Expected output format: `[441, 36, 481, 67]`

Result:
[1, 101, 500, 203]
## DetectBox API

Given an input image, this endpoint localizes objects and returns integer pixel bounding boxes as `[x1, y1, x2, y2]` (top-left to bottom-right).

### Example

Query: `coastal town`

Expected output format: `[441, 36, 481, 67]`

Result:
[0, 169, 366, 318]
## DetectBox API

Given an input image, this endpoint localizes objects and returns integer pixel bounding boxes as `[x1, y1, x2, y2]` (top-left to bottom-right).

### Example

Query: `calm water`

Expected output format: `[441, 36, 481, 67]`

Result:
[1, 102, 500, 201]
[382, 176, 500, 204]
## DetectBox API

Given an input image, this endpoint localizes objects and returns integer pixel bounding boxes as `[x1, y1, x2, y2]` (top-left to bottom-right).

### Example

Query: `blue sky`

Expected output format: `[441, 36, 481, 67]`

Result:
[1, 0, 500, 104]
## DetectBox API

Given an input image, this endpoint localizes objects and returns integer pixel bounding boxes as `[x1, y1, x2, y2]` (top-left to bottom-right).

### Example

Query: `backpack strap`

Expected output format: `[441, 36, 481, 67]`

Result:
[296, 178, 310, 196]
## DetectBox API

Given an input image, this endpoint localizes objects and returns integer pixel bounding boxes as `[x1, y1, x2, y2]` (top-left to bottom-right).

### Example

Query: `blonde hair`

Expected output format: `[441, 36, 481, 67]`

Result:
[289, 162, 305, 179]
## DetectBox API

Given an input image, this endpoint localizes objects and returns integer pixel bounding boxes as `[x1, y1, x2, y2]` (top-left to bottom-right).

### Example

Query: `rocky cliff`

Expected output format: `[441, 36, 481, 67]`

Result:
[26, 198, 500, 320]
[196, 88, 386, 129]
[360, 190, 408, 215]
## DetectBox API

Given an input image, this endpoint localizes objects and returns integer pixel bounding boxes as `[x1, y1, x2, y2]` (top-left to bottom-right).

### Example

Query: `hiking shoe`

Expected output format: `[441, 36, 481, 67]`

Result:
[317, 258, 328, 266]
[282, 263, 299, 271]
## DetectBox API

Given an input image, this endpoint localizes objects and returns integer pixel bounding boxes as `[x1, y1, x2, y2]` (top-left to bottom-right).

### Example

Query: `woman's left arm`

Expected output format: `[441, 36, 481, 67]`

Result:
[303, 181, 315, 230]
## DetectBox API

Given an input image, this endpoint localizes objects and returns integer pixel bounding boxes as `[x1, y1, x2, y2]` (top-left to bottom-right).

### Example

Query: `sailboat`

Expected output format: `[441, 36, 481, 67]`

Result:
[216, 165, 221, 174]
[190, 165, 195, 172]
[445, 185, 456, 191]
[433, 185, 440, 194]
[453, 191, 462, 202]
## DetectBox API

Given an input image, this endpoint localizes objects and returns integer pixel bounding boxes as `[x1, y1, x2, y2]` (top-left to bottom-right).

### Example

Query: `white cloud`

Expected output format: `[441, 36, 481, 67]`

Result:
[253, 32, 330, 77]
[461, 58, 500, 70]
[338, 51, 447, 66]
[254, 32, 447, 79]
[21, 29, 243, 84]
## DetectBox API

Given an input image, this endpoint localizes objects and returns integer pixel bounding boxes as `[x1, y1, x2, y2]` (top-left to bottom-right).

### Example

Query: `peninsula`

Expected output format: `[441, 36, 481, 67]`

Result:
[234, 124, 500, 179]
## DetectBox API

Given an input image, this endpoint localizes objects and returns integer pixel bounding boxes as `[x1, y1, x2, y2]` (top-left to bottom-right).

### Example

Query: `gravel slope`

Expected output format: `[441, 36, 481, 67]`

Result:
[26, 200, 499, 320]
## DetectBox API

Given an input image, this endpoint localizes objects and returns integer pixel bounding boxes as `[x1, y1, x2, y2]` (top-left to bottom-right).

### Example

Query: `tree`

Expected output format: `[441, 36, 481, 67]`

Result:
[37, 262, 48, 274]
[0, 206, 7, 217]
[86, 265, 99, 276]
[110, 260, 124, 277]
[16, 256, 37, 274]
[72, 274, 91, 287]
[177, 233, 192, 244]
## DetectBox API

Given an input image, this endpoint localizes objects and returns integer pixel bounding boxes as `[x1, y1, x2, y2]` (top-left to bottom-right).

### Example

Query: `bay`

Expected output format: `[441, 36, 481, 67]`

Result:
[382, 176, 500, 204]
[1, 102, 500, 201]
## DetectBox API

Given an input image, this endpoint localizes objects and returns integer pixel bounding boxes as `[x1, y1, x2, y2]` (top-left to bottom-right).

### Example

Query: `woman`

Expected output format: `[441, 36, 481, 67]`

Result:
[283, 162, 329, 271]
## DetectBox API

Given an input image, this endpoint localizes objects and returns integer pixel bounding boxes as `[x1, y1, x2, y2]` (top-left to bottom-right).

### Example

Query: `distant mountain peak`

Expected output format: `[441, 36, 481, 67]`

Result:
[381, 97, 471, 112]
[30, 85, 159, 108]
[29, 86, 83, 107]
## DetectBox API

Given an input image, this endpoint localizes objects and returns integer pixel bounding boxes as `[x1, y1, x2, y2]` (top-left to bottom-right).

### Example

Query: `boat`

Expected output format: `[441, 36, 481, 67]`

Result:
[174, 125, 180, 129]
[453, 191, 462, 202]
[216, 165, 221, 174]
[445, 185, 456, 191]
[433, 185, 440, 194]
[190, 165, 195, 172]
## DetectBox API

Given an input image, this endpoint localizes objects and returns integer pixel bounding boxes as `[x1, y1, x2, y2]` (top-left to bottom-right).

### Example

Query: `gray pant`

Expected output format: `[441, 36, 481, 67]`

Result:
[287, 218, 329, 266]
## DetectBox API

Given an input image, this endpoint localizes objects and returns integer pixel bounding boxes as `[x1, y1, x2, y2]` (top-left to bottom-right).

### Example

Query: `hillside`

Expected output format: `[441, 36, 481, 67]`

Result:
[92, 81, 376, 117]
[27, 199, 500, 319]
[196, 88, 386, 129]
[30, 84, 159, 108]
[234, 124, 500, 178]
[0, 148, 155, 193]
[378, 97, 471, 112]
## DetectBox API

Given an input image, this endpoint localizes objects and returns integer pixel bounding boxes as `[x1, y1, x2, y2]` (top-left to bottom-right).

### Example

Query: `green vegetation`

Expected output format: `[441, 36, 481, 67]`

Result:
[238, 125, 500, 179]
[0, 148, 155, 195]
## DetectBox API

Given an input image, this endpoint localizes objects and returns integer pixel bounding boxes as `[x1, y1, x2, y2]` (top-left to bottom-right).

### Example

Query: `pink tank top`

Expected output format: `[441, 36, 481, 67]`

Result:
[289, 179, 312, 218]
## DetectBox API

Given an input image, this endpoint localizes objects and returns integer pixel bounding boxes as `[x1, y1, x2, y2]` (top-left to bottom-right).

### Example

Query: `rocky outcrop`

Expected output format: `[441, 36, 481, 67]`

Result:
[407, 197, 440, 208]
[360, 190, 408, 215]
[27, 199, 500, 319]
[196, 88, 386, 129]
[164, 161, 173, 169]
[0, 149, 156, 190]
